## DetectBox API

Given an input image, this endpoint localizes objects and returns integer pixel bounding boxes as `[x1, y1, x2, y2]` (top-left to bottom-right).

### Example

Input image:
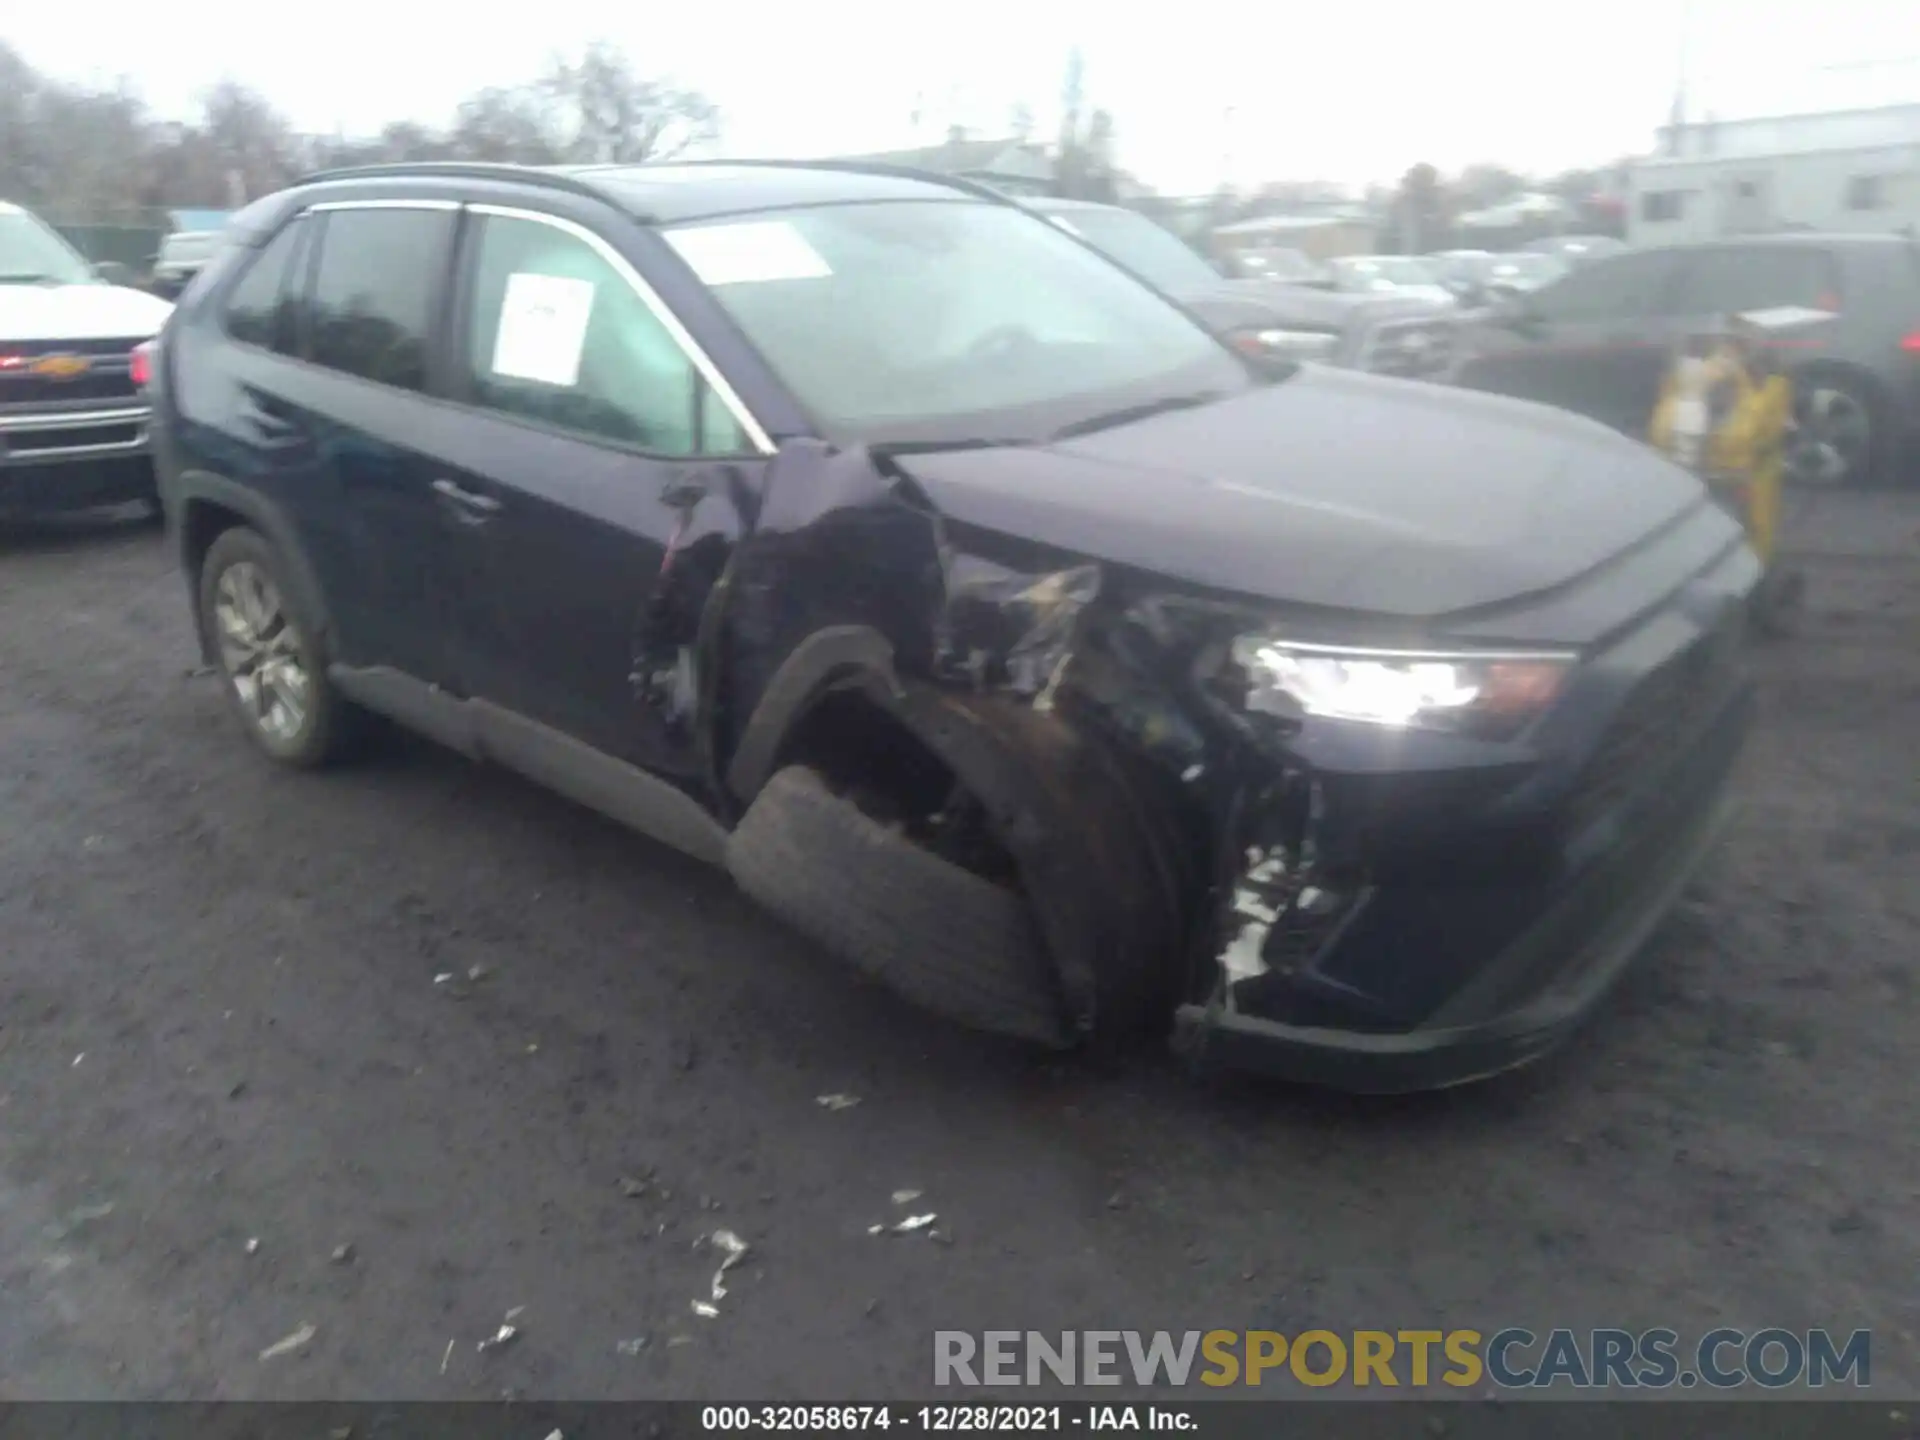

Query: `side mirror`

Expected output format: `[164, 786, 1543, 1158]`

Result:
[92, 260, 133, 286]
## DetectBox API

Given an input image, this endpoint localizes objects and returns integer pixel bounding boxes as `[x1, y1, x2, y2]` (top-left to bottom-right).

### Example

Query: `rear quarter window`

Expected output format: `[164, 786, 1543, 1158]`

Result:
[222, 218, 309, 353]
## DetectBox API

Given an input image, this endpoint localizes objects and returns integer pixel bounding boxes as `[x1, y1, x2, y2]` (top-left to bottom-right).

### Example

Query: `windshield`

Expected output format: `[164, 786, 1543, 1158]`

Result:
[1045, 207, 1220, 294]
[667, 200, 1247, 445]
[0, 207, 95, 284]
[1331, 256, 1442, 292]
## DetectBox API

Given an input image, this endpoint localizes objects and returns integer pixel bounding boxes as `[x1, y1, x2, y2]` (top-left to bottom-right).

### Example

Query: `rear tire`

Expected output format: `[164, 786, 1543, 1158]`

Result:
[197, 526, 354, 768]
[1785, 373, 1883, 489]
[728, 765, 1069, 1047]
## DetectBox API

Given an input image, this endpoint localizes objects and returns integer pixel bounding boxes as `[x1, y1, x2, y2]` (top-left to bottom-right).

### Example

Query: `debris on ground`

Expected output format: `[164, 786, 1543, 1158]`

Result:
[696, 1228, 750, 1311]
[868, 1213, 938, 1236]
[617, 1172, 653, 1198]
[47, 1201, 114, 1240]
[440, 1339, 454, 1374]
[72, 1053, 84, 1067]
[815, 1093, 860, 1111]
[477, 1324, 519, 1353]
[891, 1189, 923, 1206]
[244, 1237, 260, 1255]
[227, 1081, 247, 1099]
[330, 1242, 355, 1265]
[616, 1336, 649, 1356]
[259, 1322, 317, 1361]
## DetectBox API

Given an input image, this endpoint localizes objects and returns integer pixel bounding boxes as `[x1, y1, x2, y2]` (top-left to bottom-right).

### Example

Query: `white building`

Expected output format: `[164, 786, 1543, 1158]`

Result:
[1627, 102, 1920, 245]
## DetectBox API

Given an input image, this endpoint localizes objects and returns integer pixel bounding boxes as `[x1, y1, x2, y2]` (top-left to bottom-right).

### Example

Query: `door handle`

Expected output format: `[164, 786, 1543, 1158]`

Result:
[241, 395, 299, 444]
[432, 478, 502, 516]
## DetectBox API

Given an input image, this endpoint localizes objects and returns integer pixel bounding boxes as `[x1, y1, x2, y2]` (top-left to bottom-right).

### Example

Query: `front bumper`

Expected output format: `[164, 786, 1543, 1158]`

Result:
[1172, 536, 1760, 1093]
[1173, 682, 1748, 1091]
[0, 404, 155, 516]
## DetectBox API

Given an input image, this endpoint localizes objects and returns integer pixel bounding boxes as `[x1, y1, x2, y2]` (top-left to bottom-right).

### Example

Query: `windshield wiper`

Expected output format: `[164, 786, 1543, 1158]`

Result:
[1050, 391, 1227, 441]
[0, 272, 65, 285]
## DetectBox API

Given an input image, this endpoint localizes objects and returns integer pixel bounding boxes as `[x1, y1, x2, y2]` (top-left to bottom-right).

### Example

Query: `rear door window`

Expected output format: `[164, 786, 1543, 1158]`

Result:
[306, 206, 456, 392]
[1530, 252, 1683, 323]
[223, 218, 309, 354]
[1673, 246, 1838, 315]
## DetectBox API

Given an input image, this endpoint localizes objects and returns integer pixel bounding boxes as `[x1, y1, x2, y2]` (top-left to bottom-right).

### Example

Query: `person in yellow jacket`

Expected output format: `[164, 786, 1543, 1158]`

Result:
[1647, 311, 1808, 636]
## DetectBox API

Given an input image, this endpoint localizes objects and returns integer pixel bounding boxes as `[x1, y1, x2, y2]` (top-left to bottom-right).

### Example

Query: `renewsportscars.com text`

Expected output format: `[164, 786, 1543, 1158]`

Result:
[933, 1328, 1871, 1390]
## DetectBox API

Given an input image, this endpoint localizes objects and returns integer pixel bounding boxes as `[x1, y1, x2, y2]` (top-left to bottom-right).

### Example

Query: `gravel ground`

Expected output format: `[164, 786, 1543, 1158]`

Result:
[0, 489, 1915, 1401]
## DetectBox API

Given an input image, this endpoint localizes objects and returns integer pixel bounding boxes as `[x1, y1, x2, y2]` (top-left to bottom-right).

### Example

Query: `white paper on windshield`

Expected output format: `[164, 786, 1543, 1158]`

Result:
[667, 221, 832, 286]
[490, 272, 596, 386]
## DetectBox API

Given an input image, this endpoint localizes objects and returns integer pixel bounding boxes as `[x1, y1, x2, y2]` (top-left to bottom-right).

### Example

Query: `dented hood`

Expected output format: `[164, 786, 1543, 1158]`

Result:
[896, 366, 1707, 620]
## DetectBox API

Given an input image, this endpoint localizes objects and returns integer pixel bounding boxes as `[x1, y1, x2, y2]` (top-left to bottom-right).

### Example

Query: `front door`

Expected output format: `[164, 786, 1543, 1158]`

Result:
[426, 204, 767, 782]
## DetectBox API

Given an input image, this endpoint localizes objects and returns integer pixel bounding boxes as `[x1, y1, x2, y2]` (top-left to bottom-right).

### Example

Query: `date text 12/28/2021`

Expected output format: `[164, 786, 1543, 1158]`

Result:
[701, 1406, 1194, 1431]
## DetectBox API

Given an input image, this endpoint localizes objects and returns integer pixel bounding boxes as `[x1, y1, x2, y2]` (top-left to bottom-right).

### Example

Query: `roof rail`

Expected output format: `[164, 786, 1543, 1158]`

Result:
[292, 161, 613, 203]
[644, 156, 1025, 207]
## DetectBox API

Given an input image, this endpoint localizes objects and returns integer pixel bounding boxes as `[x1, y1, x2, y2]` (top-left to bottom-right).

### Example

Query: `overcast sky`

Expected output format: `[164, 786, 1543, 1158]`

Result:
[10, 0, 1918, 192]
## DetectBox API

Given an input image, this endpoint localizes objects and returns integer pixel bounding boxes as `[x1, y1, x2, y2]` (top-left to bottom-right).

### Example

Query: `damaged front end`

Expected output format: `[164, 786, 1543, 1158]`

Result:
[697, 439, 1752, 1090]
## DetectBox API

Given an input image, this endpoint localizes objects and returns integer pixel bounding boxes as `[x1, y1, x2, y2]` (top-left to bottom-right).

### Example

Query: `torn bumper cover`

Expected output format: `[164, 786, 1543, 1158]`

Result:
[1173, 551, 1758, 1093]
[1174, 694, 1748, 1091]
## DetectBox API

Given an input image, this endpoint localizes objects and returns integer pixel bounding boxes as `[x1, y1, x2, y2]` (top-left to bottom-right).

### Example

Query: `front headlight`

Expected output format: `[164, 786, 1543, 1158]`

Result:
[1231, 638, 1574, 736]
[1231, 327, 1339, 361]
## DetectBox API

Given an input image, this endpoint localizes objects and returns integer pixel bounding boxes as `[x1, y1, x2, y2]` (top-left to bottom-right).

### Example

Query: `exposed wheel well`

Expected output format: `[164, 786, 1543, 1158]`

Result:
[180, 498, 250, 590]
[769, 687, 1021, 886]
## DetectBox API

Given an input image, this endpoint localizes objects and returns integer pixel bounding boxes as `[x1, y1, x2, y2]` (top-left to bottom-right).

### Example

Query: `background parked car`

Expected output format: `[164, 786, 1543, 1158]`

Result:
[1432, 249, 1569, 305]
[1031, 198, 1458, 379]
[150, 229, 224, 298]
[1325, 254, 1457, 305]
[1447, 233, 1920, 487]
[1522, 233, 1630, 266]
[1227, 245, 1328, 285]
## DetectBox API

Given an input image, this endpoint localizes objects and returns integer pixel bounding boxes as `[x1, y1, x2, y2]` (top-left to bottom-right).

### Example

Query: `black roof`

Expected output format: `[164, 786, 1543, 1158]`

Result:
[295, 159, 998, 225]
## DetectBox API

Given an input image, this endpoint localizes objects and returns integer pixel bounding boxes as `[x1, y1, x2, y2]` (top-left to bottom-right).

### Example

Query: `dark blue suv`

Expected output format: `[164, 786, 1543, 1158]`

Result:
[150, 161, 1758, 1092]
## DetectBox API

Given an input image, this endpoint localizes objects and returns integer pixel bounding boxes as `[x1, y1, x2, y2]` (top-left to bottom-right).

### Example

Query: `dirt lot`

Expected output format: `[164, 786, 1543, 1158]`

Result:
[0, 489, 1916, 1401]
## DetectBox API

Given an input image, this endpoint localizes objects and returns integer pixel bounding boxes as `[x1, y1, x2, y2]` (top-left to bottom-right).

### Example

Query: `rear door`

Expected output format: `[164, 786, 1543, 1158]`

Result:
[1453, 249, 1685, 432]
[428, 201, 770, 781]
[270, 199, 463, 684]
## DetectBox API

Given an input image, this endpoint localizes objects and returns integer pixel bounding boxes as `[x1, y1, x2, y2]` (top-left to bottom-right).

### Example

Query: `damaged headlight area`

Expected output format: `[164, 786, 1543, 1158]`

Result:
[1230, 638, 1574, 738]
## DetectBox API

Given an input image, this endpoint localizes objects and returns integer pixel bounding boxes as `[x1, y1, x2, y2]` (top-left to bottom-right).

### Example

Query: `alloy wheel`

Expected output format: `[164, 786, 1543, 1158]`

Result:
[1784, 385, 1872, 488]
[213, 560, 311, 745]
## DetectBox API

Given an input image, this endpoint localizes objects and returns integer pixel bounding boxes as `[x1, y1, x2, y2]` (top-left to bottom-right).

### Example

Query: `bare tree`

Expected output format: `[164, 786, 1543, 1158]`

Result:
[542, 42, 718, 164]
[1451, 163, 1528, 211]
[195, 81, 298, 204]
[0, 38, 714, 227]
[449, 86, 562, 164]
[1394, 162, 1447, 252]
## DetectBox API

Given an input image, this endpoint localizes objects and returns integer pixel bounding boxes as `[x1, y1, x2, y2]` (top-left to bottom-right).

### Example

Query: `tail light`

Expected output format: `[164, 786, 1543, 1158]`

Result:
[1900, 331, 1920, 355]
[129, 341, 154, 389]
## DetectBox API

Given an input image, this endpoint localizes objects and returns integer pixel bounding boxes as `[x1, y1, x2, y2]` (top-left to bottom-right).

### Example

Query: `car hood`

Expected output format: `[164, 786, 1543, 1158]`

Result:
[895, 365, 1708, 621]
[1173, 279, 1446, 335]
[0, 283, 172, 343]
